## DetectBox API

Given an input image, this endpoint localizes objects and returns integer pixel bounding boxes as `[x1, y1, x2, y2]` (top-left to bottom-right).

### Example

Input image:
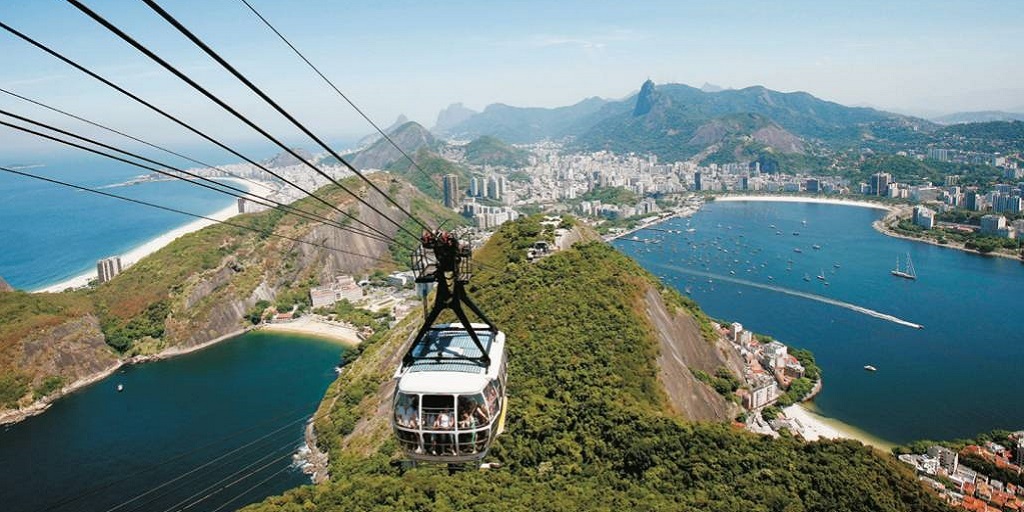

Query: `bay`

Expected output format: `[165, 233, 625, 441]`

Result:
[0, 331, 344, 512]
[615, 200, 1024, 444]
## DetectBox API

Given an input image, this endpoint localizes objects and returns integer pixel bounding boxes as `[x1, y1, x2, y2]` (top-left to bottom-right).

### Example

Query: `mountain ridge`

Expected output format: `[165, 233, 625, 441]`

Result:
[439, 80, 936, 163]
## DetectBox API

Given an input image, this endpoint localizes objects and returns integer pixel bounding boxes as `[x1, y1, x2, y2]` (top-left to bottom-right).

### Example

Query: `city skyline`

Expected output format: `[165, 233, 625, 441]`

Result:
[1, 0, 1023, 157]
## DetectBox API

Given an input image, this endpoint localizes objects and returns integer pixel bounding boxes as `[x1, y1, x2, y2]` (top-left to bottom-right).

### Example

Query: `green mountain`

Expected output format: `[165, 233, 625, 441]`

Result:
[332, 121, 438, 170]
[355, 114, 409, 148]
[244, 217, 948, 512]
[386, 147, 471, 203]
[444, 80, 935, 163]
[433, 102, 478, 133]
[932, 111, 1024, 125]
[463, 135, 531, 167]
[443, 96, 615, 143]
[938, 120, 1024, 141]
[0, 176, 461, 414]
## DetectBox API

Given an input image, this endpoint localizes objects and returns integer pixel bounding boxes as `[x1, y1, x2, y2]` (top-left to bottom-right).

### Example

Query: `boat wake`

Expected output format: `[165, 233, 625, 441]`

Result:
[655, 264, 924, 330]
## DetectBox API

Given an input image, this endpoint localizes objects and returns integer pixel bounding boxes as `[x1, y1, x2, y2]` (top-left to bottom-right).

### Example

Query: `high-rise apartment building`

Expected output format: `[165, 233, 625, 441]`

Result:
[442, 174, 460, 209]
[97, 256, 123, 283]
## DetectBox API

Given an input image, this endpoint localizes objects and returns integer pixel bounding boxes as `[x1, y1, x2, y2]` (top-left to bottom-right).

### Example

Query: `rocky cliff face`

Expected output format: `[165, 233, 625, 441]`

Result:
[642, 287, 743, 421]
[0, 276, 12, 292]
[633, 79, 659, 117]
[164, 181, 420, 351]
[19, 315, 118, 388]
[433, 103, 477, 133]
[349, 122, 436, 170]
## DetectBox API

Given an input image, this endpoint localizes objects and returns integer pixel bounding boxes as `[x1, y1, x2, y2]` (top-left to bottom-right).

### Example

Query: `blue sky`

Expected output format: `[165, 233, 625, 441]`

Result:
[1, 0, 1022, 158]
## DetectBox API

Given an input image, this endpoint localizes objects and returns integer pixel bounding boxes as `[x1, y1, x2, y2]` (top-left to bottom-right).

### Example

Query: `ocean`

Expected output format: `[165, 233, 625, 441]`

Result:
[0, 331, 344, 512]
[615, 200, 1024, 444]
[0, 154, 237, 290]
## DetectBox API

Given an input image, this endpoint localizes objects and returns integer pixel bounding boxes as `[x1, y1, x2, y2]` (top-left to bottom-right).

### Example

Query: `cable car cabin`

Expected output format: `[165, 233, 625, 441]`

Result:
[392, 323, 507, 463]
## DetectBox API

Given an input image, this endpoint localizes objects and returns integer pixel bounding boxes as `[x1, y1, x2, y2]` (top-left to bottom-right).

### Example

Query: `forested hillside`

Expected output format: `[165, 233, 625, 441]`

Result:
[0, 176, 460, 416]
[245, 217, 949, 512]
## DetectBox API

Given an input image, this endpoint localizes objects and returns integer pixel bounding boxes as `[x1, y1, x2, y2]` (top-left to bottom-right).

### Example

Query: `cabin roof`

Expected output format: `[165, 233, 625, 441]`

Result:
[396, 323, 506, 394]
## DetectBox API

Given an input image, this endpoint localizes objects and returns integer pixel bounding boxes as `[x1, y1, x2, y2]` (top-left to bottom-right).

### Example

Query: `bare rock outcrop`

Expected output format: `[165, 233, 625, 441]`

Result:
[643, 286, 743, 422]
[19, 315, 117, 385]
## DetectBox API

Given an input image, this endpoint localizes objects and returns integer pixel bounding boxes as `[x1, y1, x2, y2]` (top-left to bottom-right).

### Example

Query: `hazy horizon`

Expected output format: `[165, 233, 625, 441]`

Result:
[2, 0, 1022, 157]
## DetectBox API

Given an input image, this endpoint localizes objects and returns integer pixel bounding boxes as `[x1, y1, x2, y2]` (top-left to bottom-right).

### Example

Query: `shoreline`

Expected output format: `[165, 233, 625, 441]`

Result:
[0, 328, 251, 427]
[256, 316, 362, 347]
[783, 402, 894, 451]
[872, 207, 1024, 262]
[715, 193, 1023, 262]
[32, 177, 267, 294]
[0, 320, 360, 427]
[713, 194, 894, 211]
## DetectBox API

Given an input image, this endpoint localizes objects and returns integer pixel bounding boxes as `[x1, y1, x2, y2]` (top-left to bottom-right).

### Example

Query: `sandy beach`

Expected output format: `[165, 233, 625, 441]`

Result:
[783, 403, 893, 450]
[33, 177, 265, 293]
[258, 316, 362, 347]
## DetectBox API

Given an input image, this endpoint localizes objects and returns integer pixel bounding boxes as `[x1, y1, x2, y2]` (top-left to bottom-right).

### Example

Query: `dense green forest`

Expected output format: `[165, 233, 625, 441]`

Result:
[463, 136, 531, 168]
[575, 185, 638, 206]
[244, 217, 948, 512]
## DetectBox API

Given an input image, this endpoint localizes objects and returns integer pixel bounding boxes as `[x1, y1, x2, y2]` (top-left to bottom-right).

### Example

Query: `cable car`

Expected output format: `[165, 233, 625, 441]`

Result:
[392, 231, 508, 463]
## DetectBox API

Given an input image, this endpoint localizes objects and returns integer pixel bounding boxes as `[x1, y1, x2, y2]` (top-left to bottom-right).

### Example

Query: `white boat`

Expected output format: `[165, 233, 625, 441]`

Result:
[863, 365, 877, 372]
[116, 384, 124, 392]
[816, 269, 826, 280]
[891, 253, 917, 280]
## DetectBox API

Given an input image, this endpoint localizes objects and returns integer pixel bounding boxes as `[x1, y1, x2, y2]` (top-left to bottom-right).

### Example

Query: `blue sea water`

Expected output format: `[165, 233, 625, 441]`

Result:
[615, 200, 1024, 444]
[0, 154, 237, 290]
[0, 331, 344, 512]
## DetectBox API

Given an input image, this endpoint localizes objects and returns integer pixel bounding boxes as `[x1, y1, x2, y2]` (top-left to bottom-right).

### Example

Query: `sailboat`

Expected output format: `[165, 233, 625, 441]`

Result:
[891, 253, 917, 280]
[816, 269, 826, 280]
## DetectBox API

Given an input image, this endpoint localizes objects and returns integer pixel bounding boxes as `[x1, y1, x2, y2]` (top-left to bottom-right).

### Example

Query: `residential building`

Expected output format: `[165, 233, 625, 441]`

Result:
[980, 215, 1007, 236]
[928, 445, 959, 474]
[870, 172, 892, 196]
[730, 322, 743, 342]
[913, 206, 936, 229]
[96, 256, 123, 283]
[310, 275, 363, 308]
[746, 375, 781, 410]
[442, 174, 460, 208]
[762, 341, 788, 370]
[965, 190, 986, 211]
[387, 271, 415, 287]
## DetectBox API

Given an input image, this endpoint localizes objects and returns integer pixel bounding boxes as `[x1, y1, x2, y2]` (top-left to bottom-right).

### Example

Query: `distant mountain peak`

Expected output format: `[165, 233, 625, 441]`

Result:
[633, 79, 658, 116]
[348, 121, 437, 170]
[263, 148, 315, 168]
[433, 103, 478, 133]
[700, 82, 724, 93]
[357, 115, 411, 148]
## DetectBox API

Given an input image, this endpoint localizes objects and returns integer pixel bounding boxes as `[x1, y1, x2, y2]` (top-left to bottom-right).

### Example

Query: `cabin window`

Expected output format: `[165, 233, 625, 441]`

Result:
[421, 394, 455, 431]
[457, 393, 489, 426]
[484, 381, 501, 418]
[420, 394, 456, 455]
[394, 393, 420, 429]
